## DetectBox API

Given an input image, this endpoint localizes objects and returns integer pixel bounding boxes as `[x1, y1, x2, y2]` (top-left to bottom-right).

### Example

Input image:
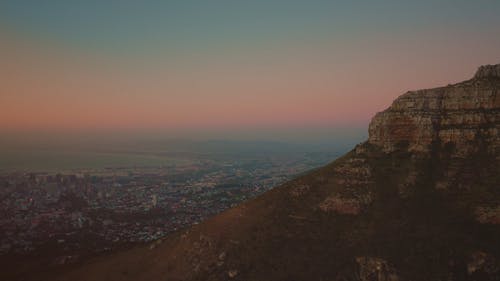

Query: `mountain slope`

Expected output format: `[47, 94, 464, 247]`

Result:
[44, 64, 500, 281]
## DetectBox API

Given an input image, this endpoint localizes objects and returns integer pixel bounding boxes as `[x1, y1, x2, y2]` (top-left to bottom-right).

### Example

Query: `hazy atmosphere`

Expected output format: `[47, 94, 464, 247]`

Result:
[2, 1, 499, 142]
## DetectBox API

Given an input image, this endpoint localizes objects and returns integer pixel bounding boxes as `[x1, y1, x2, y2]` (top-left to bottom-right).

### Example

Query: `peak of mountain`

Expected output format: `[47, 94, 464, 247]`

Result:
[474, 64, 500, 79]
[25, 65, 500, 281]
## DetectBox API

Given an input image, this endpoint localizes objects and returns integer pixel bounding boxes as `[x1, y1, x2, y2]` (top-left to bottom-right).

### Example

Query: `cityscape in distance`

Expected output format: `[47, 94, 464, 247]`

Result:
[0, 139, 356, 269]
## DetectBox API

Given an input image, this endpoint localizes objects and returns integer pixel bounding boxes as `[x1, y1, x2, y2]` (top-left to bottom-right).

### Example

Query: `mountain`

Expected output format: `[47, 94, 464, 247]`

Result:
[40, 64, 500, 280]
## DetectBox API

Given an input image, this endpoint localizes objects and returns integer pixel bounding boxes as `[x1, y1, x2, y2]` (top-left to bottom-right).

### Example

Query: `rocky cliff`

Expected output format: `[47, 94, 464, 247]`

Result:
[21, 64, 500, 281]
[368, 64, 500, 156]
[367, 64, 500, 225]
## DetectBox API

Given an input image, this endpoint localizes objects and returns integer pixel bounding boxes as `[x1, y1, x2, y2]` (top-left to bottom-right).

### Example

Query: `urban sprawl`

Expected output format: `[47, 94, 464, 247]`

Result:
[0, 152, 335, 265]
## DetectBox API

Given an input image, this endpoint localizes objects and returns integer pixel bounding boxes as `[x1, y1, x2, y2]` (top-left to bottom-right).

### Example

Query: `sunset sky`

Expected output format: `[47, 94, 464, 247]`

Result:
[1, 0, 500, 142]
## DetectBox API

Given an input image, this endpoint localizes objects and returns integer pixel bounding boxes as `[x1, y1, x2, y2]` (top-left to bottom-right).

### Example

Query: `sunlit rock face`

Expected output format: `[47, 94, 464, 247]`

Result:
[368, 64, 500, 157]
[367, 64, 500, 225]
[323, 64, 500, 217]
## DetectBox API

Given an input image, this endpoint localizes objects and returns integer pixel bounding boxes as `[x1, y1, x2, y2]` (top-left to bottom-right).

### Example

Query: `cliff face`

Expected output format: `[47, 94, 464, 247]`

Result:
[30, 65, 500, 281]
[368, 65, 500, 157]
[366, 64, 500, 226]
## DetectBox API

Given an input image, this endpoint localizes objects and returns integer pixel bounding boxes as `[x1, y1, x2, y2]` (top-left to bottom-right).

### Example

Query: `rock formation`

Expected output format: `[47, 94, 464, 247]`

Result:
[368, 64, 500, 226]
[368, 65, 500, 156]
[475, 64, 500, 79]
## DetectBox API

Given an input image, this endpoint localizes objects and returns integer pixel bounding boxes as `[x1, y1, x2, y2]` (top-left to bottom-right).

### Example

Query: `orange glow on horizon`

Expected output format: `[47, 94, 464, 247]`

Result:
[1, 31, 497, 134]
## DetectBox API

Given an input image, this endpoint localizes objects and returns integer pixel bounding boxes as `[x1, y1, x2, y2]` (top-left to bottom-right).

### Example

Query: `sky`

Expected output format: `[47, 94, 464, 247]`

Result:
[1, 0, 500, 143]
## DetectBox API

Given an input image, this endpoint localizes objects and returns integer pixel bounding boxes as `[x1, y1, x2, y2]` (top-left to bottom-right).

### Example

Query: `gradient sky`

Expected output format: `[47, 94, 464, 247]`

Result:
[1, 0, 500, 141]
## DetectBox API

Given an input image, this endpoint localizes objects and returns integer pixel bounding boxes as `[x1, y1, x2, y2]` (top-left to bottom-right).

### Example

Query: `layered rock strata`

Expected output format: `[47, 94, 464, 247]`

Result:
[368, 65, 500, 157]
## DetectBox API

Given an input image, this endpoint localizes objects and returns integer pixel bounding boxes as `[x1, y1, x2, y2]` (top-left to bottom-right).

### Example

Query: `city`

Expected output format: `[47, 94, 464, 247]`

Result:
[0, 148, 340, 268]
